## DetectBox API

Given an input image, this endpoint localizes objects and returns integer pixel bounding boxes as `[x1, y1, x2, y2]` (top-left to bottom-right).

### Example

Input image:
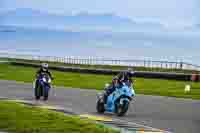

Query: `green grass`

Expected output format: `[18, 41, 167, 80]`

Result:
[0, 63, 200, 99]
[3, 57, 199, 74]
[0, 101, 119, 133]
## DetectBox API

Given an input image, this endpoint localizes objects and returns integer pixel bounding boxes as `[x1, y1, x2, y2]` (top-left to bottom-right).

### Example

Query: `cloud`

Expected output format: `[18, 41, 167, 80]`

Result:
[1, 0, 199, 27]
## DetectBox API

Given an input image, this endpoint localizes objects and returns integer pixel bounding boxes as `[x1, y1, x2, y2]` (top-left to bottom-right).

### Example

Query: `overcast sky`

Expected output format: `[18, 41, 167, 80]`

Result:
[1, 0, 199, 26]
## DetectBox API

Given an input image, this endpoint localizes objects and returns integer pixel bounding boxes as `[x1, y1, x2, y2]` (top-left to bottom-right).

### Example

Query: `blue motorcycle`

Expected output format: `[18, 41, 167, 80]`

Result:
[34, 73, 52, 101]
[96, 82, 135, 116]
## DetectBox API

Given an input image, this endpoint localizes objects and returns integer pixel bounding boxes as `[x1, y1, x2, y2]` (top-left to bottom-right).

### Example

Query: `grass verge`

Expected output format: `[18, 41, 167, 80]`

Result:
[0, 101, 119, 133]
[0, 63, 200, 99]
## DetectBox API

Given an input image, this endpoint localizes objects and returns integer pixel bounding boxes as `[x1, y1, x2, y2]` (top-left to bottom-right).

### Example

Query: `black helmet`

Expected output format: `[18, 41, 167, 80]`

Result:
[112, 76, 118, 81]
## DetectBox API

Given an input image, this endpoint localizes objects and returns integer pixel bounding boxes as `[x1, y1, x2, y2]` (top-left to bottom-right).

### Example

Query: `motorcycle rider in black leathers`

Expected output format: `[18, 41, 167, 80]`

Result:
[34, 63, 53, 89]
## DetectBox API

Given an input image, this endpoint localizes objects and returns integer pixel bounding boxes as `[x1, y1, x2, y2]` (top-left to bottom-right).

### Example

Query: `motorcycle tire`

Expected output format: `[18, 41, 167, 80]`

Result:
[116, 100, 129, 116]
[96, 99, 105, 113]
[43, 87, 49, 101]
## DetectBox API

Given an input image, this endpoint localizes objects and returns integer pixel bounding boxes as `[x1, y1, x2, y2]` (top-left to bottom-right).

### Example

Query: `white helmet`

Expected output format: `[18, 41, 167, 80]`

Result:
[41, 63, 48, 71]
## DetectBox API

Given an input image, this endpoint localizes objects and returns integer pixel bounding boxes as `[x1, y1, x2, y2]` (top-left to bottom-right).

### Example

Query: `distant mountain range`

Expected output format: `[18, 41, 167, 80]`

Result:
[0, 8, 165, 32]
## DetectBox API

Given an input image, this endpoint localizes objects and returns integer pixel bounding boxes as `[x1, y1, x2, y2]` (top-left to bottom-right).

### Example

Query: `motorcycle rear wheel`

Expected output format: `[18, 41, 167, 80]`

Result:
[96, 99, 105, 113]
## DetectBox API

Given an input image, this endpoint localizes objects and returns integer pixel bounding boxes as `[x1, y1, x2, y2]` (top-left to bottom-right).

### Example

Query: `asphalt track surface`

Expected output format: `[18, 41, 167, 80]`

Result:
[0, 80, 200, 133]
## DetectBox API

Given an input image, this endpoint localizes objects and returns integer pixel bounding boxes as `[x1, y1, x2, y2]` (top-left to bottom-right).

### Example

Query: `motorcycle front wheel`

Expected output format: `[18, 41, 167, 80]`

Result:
[43, 85, 50, 101]
[116, 100, 129, 116]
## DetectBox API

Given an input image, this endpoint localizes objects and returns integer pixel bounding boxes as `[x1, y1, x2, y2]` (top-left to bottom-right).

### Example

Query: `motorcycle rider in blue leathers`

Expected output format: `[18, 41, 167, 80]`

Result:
[103, 76, 120, 103]
[103, 68, 135, 104]
[117, 68, 135, 87]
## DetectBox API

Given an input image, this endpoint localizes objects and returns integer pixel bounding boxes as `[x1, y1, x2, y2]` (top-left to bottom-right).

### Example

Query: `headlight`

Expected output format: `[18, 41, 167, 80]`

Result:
[42, 77, 47, 82]
[97, 93, 103, 98]
[99, 95, 103, 99]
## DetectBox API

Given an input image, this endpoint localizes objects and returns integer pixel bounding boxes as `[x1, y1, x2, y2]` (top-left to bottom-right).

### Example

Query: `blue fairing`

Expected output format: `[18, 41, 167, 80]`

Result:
[105, 84, 135, 113]
[38, 77, 50, 95]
